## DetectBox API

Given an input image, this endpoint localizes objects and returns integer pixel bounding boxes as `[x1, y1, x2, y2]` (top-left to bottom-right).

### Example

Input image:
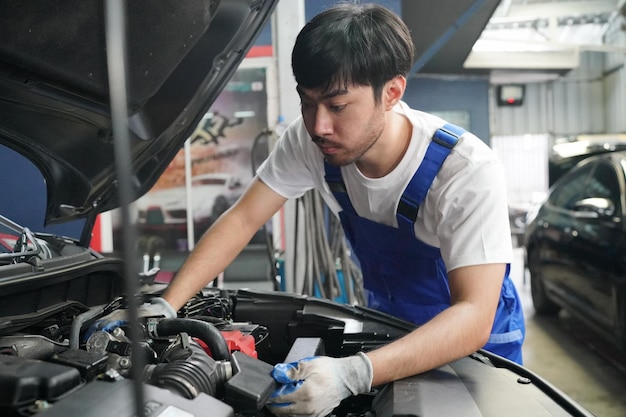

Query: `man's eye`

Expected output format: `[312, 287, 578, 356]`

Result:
[329, 104, 346, 112]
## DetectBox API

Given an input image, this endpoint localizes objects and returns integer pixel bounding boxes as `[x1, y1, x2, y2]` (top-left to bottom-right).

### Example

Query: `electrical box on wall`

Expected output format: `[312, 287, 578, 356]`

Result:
[496, 84, 525, 106]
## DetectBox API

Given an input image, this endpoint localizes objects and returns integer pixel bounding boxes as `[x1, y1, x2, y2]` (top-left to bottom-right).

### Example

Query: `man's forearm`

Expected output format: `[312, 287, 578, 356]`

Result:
[161, 178, 288, 312]
[162, 208, 257, 311]
[366, 300, 494, 386]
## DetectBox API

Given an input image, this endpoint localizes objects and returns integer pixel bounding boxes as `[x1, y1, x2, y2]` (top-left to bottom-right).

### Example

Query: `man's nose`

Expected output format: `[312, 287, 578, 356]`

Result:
[312, 107, 333, 137]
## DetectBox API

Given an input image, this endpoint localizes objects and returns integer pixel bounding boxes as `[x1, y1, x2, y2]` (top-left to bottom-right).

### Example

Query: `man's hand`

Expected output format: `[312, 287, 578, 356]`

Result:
[86, 297, 177, 336]
[267, 353, 373, 417]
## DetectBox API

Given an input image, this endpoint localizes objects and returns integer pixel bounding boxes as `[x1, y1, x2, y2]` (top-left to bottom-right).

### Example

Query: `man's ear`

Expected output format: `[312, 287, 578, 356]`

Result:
[383, 75, 406, 110]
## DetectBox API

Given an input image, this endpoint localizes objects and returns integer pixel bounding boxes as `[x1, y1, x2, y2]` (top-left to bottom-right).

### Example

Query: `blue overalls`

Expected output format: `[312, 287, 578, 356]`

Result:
[324, 124, 525, 364]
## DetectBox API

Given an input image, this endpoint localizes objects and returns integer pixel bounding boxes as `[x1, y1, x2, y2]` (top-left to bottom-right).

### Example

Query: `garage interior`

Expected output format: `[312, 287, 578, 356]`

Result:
[120, 2, 626, 416]
[253, 2, 626, 416]
[128, 1, 626, 416]
[2, 0, 626, 416]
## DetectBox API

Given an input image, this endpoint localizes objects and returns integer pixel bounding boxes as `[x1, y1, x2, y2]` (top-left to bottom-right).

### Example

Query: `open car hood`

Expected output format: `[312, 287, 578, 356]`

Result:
[0, 0, 277, 225]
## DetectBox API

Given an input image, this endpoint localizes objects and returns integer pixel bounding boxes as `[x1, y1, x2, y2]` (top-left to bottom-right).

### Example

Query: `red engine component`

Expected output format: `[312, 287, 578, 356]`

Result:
[195, 330, 258, 359]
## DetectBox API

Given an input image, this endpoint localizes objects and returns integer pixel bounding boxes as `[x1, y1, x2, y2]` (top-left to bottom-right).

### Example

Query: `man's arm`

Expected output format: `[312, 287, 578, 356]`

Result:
[162, 177, 287, 311]
[367, 263, 505, 386]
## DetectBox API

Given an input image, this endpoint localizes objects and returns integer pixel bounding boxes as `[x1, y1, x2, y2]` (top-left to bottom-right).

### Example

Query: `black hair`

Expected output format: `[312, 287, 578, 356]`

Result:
[291, 2, 415, 103]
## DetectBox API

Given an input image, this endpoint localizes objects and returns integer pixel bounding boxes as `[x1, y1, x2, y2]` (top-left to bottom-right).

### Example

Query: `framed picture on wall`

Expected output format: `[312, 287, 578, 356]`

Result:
[112, 67, 270, 257]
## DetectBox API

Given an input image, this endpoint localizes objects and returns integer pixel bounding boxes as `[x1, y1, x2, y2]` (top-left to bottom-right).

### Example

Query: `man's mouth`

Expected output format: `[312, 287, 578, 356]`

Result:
[318, 144, 338, 155]
[313, 137, 339, 154]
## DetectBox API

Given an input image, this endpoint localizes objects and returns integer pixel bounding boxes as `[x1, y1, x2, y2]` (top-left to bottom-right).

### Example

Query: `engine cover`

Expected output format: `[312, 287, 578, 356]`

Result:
[37, 378, 234, 417]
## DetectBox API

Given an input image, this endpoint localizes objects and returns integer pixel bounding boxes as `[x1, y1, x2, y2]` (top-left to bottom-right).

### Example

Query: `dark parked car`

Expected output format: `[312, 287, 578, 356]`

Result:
[525, 150, 626, 350]
[0, 1, 595, 417]
[549, 136, 626, 186]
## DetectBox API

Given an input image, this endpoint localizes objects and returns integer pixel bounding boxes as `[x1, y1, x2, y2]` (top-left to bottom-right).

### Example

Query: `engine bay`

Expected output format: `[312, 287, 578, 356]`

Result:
[0, 280, 411, 417]
[0, 252, 593, 417]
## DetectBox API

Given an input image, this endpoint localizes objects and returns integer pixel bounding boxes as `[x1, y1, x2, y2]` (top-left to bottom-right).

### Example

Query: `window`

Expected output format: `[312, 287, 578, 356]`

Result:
[548, 164, 593, 210]
[582, 162, 621, 216]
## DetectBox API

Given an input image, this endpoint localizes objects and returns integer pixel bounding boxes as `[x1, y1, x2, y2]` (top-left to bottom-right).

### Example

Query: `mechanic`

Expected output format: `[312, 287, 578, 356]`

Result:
[94, 3, 525, 416]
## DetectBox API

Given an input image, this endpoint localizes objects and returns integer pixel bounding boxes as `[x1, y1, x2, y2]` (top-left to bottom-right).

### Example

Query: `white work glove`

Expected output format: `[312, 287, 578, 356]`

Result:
[86, 297, 177, 336]
[267, 352, 373, 417]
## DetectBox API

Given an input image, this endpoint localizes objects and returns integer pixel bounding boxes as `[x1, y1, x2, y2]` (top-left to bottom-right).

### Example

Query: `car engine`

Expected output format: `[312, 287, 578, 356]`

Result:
[0, 282, 412, 417]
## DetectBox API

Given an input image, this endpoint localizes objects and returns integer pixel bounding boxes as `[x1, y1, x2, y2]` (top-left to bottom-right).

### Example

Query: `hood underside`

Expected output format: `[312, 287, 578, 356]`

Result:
[0, 0, 277, 225]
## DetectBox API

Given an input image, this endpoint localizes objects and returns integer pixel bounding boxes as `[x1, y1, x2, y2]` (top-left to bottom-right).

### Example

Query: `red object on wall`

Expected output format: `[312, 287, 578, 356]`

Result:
[90, 215, 102, 252]
[246, 45, 273, 57]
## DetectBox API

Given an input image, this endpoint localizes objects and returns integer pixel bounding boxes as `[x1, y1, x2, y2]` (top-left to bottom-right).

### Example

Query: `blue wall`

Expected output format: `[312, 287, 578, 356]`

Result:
[306, 0, 401, 16]
[404, 77, 491, 144]
[0, 144, 85, 237]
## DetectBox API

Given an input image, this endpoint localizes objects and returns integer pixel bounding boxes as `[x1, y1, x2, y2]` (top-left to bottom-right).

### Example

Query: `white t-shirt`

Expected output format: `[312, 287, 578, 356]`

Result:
[257, 101, 513, 272]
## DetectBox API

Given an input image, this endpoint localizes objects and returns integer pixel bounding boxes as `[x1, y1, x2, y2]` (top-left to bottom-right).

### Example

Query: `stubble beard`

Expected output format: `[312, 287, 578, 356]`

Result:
[325, 112, 385, 167]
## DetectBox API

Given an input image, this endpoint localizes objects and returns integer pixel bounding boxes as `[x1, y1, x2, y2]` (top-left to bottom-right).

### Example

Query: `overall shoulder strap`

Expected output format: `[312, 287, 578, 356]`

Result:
[396, 123, 465, 236]
[324, 161, 357, 215]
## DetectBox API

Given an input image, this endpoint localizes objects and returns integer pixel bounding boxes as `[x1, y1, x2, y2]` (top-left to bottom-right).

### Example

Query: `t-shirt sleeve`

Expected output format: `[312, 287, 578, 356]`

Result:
[434, 154, 513, 271]
[256, 119, 318, 199]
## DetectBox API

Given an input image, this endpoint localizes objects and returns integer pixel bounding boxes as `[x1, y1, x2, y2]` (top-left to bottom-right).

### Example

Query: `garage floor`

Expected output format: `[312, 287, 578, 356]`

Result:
[510, 248, 626, 417]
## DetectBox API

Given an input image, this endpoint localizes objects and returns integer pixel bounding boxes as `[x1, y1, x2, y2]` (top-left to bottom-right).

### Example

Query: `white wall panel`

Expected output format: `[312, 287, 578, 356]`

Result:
[603, 19, 626, 133]
[604, 70, 626, 132]
[491, 52, 607, 137]
[491, 134, 550, 205]
[491, 13, 626, 138]
[490, 83, 550, 135]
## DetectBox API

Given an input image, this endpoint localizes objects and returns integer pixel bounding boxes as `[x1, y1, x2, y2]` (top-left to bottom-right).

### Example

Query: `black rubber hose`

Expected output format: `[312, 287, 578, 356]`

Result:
[147, 341, 227, 399]
[155, 318, 230, 360]
[70, 304, 106, 349]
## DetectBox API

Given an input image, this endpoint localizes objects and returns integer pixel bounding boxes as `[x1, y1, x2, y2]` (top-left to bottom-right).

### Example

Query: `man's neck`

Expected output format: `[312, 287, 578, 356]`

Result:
[356, 112, 412, 178]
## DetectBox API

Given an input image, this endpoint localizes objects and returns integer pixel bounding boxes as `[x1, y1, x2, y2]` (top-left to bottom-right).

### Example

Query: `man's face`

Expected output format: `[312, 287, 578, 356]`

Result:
[297, 83, 386, 166]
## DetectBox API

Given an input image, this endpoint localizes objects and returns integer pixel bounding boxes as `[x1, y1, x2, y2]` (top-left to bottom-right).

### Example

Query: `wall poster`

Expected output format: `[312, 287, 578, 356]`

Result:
[112, 67, 269, 263]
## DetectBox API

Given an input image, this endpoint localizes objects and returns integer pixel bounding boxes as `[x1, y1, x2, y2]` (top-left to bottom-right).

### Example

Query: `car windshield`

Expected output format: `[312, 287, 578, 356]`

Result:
[0, 214, 42, 263]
